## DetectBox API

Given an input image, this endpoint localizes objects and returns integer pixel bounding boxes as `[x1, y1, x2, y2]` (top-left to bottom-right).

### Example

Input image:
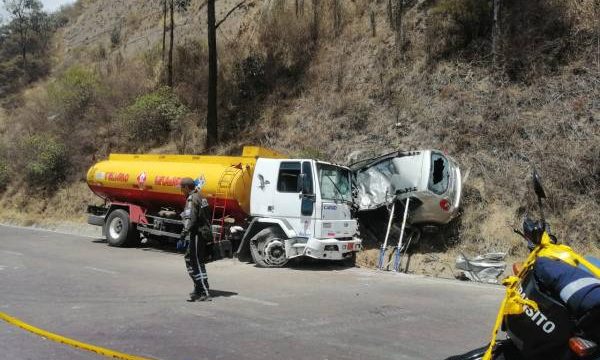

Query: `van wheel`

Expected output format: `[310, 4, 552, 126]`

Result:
[250, 227, 289, 268]
[105, 209, 139, 247]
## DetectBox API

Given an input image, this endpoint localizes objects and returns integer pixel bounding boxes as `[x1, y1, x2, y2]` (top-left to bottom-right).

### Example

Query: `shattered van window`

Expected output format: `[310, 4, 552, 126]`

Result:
[428, 153, 449, 195]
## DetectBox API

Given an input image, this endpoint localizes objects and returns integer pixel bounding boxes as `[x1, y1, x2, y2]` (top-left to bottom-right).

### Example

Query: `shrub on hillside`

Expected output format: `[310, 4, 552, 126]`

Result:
[17, 135, 69, 190]
[0, 159, 9, 192]
[118, 87, 189, 150]
[48, 66, 101, 120]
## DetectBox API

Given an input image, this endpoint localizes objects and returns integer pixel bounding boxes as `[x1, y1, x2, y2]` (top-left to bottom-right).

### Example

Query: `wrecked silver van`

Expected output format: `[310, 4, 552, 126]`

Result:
[352, 150, 462, 227]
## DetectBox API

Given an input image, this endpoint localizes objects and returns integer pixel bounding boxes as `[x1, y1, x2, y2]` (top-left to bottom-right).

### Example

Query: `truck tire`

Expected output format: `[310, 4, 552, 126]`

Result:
[250, 227, 289, 268]
[105, 209, 138, 247]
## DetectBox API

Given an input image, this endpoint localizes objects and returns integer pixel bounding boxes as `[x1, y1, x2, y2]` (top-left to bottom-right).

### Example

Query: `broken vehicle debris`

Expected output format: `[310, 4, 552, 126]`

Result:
[455, 252, 507, 284]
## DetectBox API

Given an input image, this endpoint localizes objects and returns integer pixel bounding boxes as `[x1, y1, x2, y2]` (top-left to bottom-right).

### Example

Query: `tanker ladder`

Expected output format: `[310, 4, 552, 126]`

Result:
[210, 165, 242, 244]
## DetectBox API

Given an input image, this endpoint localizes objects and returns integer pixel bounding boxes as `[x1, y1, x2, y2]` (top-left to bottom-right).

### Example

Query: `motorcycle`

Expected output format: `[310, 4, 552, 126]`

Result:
[446, 170, 600, 360]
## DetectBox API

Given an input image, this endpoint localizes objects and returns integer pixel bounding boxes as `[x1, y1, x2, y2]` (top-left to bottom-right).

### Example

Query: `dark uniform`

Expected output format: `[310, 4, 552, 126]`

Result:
[181, 186, 212, 301]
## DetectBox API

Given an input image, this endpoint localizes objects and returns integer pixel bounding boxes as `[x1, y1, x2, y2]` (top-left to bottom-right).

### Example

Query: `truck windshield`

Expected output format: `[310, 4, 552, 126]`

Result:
[317, 163, 352, 202]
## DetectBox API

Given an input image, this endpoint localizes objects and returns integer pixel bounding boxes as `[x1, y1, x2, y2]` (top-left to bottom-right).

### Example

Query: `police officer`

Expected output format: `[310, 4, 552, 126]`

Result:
[179, 177, 212, 302]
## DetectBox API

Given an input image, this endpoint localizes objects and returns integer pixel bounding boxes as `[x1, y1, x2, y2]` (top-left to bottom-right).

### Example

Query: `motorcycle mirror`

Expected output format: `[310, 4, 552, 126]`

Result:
[532, 169, 547, 200]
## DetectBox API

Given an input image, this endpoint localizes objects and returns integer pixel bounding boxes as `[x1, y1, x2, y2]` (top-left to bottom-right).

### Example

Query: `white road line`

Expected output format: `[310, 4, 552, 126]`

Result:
[0, 223, 100, 239]
[231, 295, 279, 307]
[84, 266, 118, 275]
[0, 250, 24, 256]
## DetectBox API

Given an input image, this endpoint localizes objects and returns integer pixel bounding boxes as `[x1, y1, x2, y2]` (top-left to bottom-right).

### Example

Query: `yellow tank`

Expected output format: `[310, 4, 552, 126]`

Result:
[86, 146, 284, 220]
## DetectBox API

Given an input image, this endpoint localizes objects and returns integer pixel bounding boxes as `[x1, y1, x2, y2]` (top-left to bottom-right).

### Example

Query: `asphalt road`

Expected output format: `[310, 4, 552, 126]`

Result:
[0, 225, 504, 360]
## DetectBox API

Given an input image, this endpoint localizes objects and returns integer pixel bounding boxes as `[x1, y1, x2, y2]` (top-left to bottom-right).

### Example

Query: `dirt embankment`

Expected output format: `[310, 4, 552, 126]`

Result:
[0, 0, 598, 277]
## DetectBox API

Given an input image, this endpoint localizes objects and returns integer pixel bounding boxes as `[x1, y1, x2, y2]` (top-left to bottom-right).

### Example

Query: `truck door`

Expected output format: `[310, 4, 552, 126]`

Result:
[250, 158, 279, 218]
[271, 161, 316, 237]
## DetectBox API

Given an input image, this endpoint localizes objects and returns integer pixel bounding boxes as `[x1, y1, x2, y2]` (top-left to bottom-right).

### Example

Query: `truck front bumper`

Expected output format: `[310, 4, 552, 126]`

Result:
[302, 237, 362, 260]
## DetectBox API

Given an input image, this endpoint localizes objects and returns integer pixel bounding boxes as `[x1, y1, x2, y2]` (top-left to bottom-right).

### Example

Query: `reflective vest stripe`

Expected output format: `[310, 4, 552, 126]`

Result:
[559, 278, 600, 303]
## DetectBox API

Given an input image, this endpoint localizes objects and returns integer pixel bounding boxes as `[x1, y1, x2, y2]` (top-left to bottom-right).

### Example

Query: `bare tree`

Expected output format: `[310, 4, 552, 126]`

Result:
[492, 0, 502, 69]
[2, 0, 43, 67]
[311, 0, 319, 40]
[332, 0, 341, 37]
[205, 0, 247, 149]
[206, 0, 217, 148]
[395, 0, 404, 53]
[162, 0, 167, 62]
[165, 0, 191, 87]
[295, 0, 304, 17]
[167, 0, 174, 86]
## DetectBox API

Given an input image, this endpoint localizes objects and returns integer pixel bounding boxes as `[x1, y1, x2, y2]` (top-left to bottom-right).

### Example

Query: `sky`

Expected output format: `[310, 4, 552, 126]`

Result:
[40, 0, 76, 12]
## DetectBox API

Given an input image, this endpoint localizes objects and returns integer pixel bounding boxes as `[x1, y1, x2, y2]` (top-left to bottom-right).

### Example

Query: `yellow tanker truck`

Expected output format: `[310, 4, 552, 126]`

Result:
[86, 146, 362, 267]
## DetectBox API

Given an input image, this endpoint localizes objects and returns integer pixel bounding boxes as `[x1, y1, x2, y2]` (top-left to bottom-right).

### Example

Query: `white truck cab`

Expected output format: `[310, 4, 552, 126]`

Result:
[237, 158, 361, 267]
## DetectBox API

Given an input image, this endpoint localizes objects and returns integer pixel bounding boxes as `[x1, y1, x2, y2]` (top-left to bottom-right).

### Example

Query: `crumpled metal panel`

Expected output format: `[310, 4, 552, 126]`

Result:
[456, 252, 507, 284]
[354, 156, 424, 211]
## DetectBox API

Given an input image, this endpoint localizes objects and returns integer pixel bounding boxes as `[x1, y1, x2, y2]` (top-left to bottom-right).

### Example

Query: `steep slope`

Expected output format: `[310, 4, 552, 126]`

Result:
[0, 0, 598, 271]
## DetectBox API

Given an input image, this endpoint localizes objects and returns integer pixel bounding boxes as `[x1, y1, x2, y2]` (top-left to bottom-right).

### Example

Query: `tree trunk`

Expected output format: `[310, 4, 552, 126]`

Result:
[311, 0, 319, 40]
[206, 0, 218, 149]
[168, 0, 174, 87]
[395, 0, 404, 55]
[333, 0, 341, 37]
[492, 0, 501, 69]
[387, 0, 393, 28]
[162, 0, 167, 62]
[21, 34, 27, 68]
[17, 15, 27, 68]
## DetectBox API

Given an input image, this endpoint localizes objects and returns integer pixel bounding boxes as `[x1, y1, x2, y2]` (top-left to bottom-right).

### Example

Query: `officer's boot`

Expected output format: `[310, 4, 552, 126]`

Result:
[189, 283, 211, 302]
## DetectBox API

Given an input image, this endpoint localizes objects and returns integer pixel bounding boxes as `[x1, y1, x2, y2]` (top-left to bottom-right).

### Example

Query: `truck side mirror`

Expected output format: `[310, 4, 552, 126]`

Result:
[532, 169, 546, 199]
[297, 173, 305, 193]
[298, 173, 313, 195]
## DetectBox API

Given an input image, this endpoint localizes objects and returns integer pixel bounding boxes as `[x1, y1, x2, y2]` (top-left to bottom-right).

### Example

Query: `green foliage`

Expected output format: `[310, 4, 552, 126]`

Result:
[48, 66, 101, 118]
[0, 0, 61, 100]
[20, 135, 69, 189]
[0, 158, 9, 191]
[119, 87, 189, 149]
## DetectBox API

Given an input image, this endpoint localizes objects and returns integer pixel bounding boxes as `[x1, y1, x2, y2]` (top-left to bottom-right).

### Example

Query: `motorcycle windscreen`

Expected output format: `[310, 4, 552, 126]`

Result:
[504, 271, 574, 358]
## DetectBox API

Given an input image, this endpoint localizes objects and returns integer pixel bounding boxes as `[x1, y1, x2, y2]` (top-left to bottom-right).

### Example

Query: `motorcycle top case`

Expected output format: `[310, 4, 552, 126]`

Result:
[504, 269, 575, 357]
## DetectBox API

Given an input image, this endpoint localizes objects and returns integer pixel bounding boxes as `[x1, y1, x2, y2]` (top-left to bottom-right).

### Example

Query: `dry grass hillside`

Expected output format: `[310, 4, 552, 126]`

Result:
[0, 0, 598, 273]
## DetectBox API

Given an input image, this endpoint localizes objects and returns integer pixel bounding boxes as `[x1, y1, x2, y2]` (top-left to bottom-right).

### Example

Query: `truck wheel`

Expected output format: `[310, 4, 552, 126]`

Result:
[342, 252, 356, 267]
[105, 209, 138, 247]
[250, 227, 289, 268]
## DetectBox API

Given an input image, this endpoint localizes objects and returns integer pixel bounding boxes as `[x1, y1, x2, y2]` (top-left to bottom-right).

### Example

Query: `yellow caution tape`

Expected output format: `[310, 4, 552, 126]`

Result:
[0, 311, 154, 360]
